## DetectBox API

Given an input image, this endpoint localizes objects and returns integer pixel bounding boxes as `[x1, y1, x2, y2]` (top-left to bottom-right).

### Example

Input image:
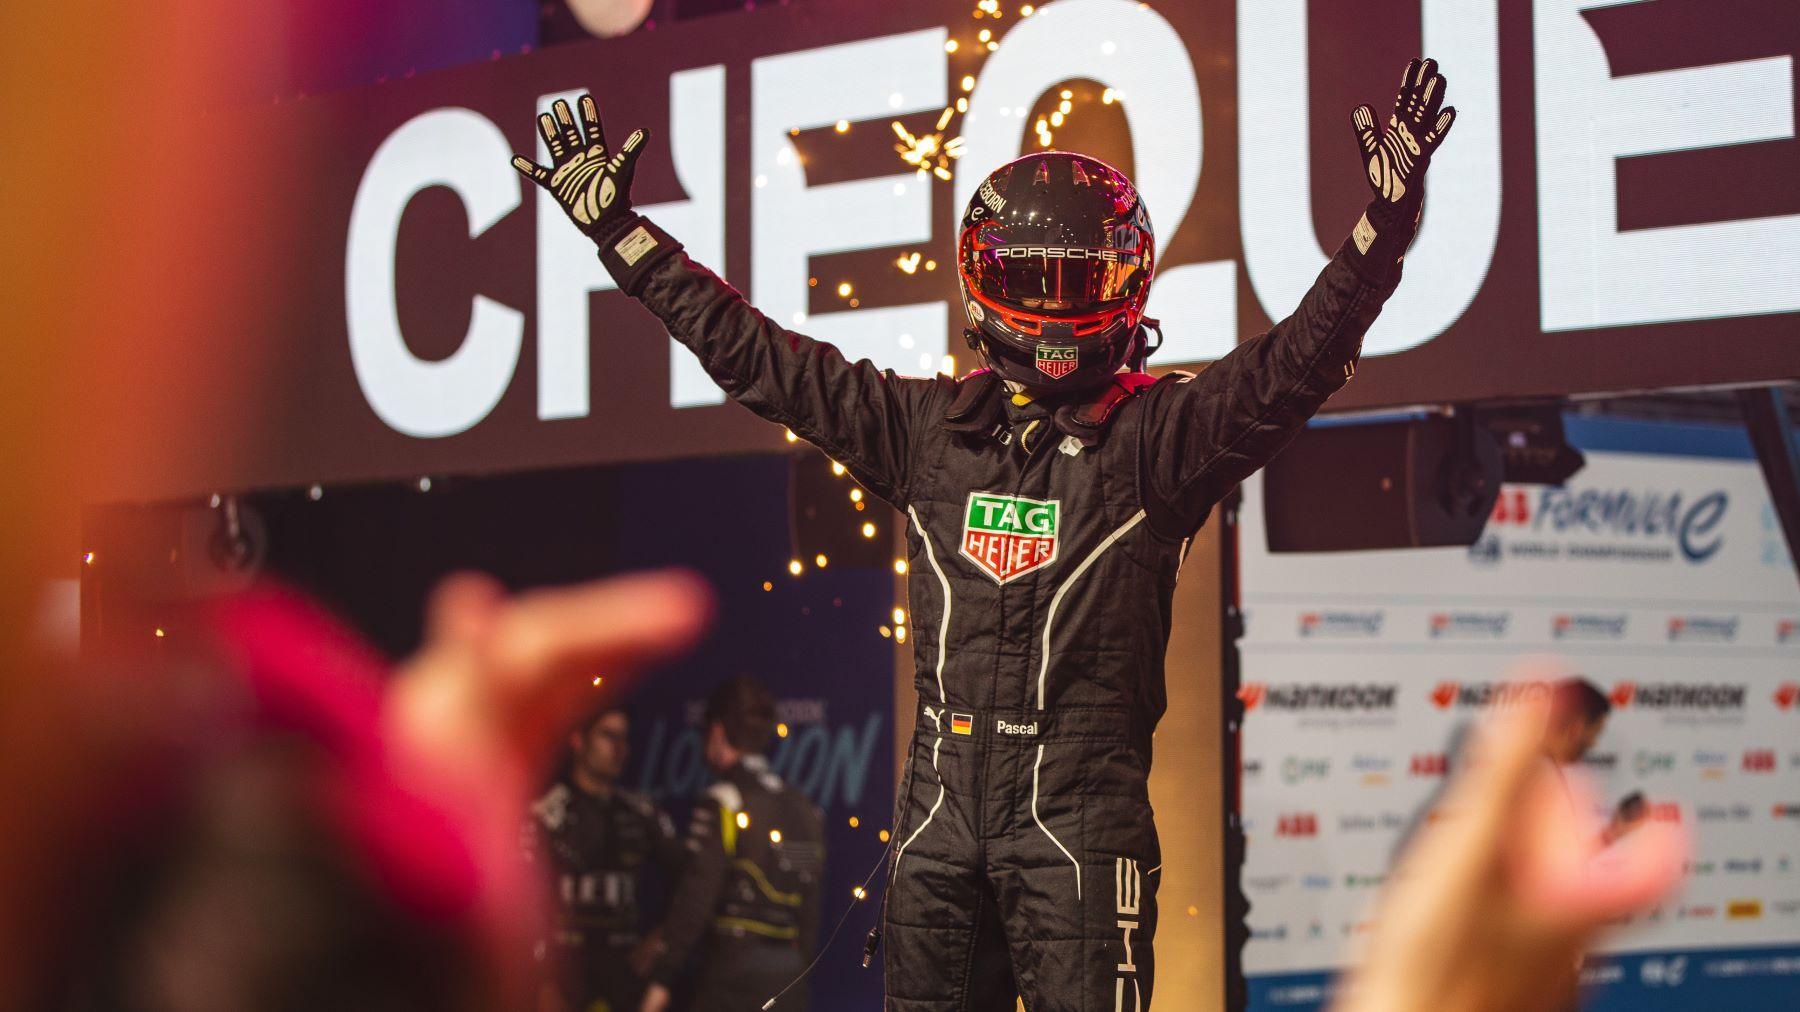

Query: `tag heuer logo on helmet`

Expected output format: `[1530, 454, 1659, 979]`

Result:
[1036, 345, 1079, 380]
[961, 491, 1059, 584]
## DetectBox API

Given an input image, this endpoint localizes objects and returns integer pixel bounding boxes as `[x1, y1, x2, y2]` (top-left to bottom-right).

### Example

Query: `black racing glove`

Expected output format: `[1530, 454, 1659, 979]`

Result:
[1345, 58, 1456, 271]
[511, 94, 647, 242]
[510, 93, 682, 295]
[1352, 57, 1456, 209]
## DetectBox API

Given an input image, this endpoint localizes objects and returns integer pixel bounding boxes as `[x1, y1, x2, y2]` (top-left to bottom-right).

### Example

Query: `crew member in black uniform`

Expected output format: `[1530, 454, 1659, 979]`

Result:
[512, 59, 1456, 1010]
[634, 678, 824, 1012]
[526, 706, 684, 1012]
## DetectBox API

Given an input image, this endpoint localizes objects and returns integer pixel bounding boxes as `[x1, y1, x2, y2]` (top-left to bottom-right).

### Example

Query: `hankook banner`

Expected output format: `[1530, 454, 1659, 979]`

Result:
[1237, 416, 1800, 1010]
[145, 0, 1800, 497]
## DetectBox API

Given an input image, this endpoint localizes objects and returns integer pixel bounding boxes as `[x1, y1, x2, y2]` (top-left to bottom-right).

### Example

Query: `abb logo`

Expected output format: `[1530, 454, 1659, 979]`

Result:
[1238, 683, 1266, 710]
[1410, 753, 1449, 777]
[1275, 813, 1319, 838]
[1490, 489, 1531, 526]
[1776, 683, 1798, 711]
[1743, 749, 1776, 773]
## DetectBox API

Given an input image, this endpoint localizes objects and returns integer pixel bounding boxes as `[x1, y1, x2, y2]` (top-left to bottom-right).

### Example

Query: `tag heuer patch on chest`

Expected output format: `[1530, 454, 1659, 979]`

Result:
[961, 491, 1060, 584]
[1035, 344, 1078, 380]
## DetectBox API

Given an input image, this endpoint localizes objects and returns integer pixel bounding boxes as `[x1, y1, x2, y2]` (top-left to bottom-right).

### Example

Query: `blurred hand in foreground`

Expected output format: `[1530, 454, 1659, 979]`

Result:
[1, 569, 711, 1008]
[1333, 657, 1687, 1012]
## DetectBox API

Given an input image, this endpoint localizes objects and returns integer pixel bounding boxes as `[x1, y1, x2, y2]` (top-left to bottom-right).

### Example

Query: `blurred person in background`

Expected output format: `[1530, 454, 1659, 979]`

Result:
[1545, 677, 1646, 846]
[632, 678, 824, 1012]
[528, 707, 685, 1012]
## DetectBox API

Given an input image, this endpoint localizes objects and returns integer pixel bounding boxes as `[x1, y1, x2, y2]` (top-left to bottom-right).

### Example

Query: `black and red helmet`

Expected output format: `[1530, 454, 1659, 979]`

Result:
[957, 151, 1156, 394]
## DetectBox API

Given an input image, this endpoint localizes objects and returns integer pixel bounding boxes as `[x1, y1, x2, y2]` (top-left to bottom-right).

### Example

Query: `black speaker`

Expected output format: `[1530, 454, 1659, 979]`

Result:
[1262, 415, 1502, 552]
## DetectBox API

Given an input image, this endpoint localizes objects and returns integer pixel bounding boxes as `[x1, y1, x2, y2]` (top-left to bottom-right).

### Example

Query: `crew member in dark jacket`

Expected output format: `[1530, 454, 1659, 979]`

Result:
[635, 678, 824, 1012]
[527, 707, 684, 1012]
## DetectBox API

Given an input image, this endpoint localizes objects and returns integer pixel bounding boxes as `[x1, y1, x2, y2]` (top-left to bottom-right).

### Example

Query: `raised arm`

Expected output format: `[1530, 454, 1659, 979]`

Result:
[1142, 58, 1457, 539]
[511, 95, 941, 507]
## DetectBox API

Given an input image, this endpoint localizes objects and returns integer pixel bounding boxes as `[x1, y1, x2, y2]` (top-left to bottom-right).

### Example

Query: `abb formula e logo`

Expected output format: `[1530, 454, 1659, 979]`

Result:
[1427, 611, 1511, 638]
[1275, 813, 1319, 838]
[1666, 615, 1739, 642]
[1551, 612, 1628, 640]
[1297, 611, 1385, 637]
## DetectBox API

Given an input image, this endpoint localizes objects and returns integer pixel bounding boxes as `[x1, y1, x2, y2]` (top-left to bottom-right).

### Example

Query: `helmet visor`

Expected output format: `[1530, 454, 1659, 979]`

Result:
[961, 223, 1150, 317]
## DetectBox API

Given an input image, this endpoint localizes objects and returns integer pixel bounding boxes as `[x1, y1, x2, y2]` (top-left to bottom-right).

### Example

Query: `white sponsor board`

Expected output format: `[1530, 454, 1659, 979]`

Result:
[1239, 424, 1800, 977]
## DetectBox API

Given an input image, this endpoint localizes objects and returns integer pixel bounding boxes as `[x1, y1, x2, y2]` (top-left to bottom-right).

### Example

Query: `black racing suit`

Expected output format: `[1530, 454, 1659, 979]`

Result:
[649, 754, 825, 1011]
[525, 780, 683, 1012]
[595, 200, 1414, 1010]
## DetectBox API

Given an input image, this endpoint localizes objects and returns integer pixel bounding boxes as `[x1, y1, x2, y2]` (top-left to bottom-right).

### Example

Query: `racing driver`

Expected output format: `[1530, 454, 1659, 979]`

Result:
[511, 58, 1456, 1012]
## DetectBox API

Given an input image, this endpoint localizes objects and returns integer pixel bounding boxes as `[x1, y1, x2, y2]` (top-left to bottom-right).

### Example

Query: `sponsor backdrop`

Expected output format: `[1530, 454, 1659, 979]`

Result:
[1238, 416, 1800, 1011]
[114, 0, 1800, 499]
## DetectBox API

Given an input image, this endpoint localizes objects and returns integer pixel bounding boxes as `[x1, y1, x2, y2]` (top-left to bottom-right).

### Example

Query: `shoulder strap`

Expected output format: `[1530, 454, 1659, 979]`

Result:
[941, 368, 1006, 438]
[1052, 371, 1160, 445]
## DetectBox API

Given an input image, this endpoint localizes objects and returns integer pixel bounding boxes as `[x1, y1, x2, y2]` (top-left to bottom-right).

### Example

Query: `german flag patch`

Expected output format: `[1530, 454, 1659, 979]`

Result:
[950, 713, 974, 736]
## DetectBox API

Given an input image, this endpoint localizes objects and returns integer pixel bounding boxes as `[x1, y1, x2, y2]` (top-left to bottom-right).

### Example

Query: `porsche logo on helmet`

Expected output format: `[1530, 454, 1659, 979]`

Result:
[1036, 345, 1078, 379]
